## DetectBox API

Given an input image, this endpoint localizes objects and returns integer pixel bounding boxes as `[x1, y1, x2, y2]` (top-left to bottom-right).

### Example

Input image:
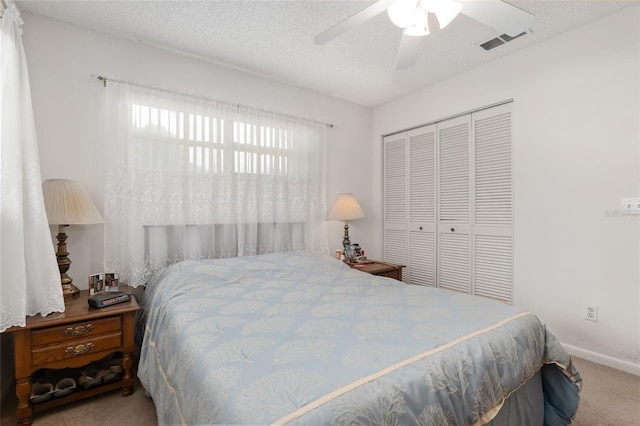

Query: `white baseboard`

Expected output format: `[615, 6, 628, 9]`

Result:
[563, 343, 640, 376]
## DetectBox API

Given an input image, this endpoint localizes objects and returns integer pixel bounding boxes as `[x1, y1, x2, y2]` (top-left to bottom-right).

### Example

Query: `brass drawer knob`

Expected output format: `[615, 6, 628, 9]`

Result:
[65, 343, 95, 355]
[65, 324, 94, 336]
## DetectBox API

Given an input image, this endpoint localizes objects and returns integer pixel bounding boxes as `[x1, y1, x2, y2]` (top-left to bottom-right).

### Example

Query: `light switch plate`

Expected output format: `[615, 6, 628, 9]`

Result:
[621, 198, 640, 215]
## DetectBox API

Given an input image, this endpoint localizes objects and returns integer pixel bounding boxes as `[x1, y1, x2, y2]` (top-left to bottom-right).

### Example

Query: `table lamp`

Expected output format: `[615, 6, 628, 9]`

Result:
[327, 193, 366, 250]
[42, 179, 104, 298]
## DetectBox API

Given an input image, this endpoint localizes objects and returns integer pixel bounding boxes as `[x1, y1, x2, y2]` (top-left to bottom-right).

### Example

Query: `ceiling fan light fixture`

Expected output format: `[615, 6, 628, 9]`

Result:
[404, 8, 430, 36]
[314, 0, 535, 72]
[387, 0, 419, 28]
[421, 0, 463, 29]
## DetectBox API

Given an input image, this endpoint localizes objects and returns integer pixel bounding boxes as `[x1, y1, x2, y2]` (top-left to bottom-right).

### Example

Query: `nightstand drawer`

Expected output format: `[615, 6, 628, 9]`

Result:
[32, 317, 122, 347]
[32, 332, 123, 366]
[348, 261, 405, 281]
[377, 270, 401, 280]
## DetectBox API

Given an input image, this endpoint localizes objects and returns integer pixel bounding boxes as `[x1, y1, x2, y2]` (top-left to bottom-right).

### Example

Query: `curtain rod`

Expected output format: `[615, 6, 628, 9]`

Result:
[96, 75, 334, 129]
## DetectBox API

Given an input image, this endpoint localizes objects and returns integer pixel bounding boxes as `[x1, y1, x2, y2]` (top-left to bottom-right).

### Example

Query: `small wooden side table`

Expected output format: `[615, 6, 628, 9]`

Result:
[3, 288, 140, 425]
[348, 260, 405, 281]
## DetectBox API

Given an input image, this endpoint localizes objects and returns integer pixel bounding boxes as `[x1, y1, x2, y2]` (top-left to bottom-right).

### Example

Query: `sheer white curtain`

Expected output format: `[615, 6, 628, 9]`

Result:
[102, 82, 328, 286]
[0, 3, 64, 332]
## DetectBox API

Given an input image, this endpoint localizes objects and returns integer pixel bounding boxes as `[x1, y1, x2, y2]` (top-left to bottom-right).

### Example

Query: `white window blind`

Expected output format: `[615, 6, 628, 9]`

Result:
[131, 104, 293, 176]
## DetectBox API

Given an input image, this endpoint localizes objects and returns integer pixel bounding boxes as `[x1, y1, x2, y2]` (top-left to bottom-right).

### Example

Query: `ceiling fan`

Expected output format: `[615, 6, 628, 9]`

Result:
[314, 0, 535, 70]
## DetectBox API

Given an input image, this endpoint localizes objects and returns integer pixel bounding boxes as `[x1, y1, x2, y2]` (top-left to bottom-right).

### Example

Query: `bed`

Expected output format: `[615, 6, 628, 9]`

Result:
[137, 250, 581, 425]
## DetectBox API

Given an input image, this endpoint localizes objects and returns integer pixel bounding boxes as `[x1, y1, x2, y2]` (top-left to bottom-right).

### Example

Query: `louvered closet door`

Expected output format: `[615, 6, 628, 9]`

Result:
[408, 125, 436, 286]
[383, 133, 408, 275]
[437, 115, 471, 294]
[472, 104, 513, 303]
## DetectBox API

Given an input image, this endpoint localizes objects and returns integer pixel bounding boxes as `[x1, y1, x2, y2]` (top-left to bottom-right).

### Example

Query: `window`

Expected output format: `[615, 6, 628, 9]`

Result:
[131, 104, 293, 176]
[103, 82, 327, 285]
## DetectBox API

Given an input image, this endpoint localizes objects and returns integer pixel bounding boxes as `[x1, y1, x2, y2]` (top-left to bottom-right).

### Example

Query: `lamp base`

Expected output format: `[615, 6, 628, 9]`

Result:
[342, 222, 351, 250]
[55, 225, 80, 299]
[62, 283, 81, 298]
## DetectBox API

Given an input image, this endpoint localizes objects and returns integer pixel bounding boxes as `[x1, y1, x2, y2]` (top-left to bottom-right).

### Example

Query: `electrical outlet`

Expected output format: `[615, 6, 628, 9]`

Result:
[585, 304, 598, 322]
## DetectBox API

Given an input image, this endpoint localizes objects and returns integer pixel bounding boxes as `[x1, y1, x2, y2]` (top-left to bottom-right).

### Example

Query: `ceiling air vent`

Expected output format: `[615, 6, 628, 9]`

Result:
[480, 31, 527, 51]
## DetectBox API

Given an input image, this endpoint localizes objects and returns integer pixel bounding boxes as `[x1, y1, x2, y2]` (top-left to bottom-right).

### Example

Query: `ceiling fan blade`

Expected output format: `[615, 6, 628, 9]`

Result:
[314, 0, 393, 45]
[459, 0, 534, 37]
[396, 33, 422, 70]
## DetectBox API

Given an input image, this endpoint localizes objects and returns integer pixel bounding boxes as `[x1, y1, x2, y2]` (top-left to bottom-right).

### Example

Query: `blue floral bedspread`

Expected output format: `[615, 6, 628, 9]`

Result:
[137, 250, 581, 425]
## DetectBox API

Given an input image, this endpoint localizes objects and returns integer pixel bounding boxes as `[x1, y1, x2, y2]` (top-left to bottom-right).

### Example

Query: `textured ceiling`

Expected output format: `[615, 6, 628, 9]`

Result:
[16, 0, 639, 107]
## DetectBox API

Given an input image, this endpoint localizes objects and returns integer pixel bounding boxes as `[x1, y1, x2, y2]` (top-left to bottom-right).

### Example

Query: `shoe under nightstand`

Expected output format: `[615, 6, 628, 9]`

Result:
[3, 287, 140, 426]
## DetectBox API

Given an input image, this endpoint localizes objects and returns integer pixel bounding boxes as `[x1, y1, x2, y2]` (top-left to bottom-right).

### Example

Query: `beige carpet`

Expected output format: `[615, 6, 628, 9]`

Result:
[1, 357, 638, 425]
[571, 357, 640, 426]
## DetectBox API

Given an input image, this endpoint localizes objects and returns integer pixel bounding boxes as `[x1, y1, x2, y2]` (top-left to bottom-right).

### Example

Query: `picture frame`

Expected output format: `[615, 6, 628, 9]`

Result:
[344, 244, 358, 263]
[89, 273, 105, 295]
[105, 272, 119, 292]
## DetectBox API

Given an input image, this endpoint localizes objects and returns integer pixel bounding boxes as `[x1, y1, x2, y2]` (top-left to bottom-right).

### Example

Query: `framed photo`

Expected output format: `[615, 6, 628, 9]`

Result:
[105, 273, 119, 292]
[89, 273, 105, 295]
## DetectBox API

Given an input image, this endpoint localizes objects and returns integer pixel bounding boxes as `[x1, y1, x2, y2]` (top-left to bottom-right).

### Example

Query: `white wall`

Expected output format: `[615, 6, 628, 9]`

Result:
[21, 12, 375, 286]
[372, 6, 640, 373]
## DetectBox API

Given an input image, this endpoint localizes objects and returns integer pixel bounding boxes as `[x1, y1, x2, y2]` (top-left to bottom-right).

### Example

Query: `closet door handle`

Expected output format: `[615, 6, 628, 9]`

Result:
[419, 226, 423, 230]
[450, 228, 455, 232]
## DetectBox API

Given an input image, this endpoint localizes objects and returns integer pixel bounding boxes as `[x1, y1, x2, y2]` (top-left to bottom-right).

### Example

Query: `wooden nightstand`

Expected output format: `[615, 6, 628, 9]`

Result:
[349, 261, 405, 281]
[3, 288, 140, 425]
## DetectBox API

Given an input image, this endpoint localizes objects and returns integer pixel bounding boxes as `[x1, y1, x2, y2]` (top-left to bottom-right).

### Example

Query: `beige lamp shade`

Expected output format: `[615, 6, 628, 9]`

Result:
[327, 193, 366, 221]
[42, 179, 104, 225]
